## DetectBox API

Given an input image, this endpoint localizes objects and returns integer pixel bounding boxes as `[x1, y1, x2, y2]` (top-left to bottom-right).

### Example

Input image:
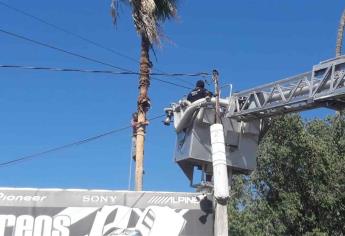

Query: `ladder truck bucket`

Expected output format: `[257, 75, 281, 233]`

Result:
[166, 97, 261, 187]
[166, 57, 345, 187]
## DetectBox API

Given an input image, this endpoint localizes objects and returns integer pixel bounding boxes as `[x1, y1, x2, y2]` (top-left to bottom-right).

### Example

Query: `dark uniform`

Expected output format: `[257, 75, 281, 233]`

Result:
[187, 80, 212, 103]
[131, 112, 138, 161]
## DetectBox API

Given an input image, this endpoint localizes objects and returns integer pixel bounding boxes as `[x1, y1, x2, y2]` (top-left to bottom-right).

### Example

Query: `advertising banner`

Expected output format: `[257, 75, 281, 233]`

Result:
[0, 188, 213, 236]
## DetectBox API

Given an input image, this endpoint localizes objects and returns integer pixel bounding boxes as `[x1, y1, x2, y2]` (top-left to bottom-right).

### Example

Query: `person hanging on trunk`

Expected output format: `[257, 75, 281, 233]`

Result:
[131, 112, 138, 161]
[131, 111, 150, 161]
[187, 80, 213, 103]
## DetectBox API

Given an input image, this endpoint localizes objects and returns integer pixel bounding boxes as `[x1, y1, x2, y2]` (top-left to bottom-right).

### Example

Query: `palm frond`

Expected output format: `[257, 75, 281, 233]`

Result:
[110, 0, 119, 25]
[153, 0, 178, 21]
[130, 0, 159, 44]
[110, 0, 178, 44]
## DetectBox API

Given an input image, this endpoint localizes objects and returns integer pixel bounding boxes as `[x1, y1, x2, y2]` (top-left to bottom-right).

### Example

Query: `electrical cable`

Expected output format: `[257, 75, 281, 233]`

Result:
[0, 64, 193, 89]
[0, 1, 195, 86]
[0, 28, 131, 72]
[150, 77, 191, 89]
[0, 0, 138, 64]
[0, 114, 165, 168]
[0, 64, 209, 77]
[0, 28, 194, 89]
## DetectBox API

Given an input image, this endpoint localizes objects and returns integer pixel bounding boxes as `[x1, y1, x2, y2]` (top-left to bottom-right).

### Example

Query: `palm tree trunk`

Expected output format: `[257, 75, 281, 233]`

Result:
[336, 9, 345, 57]
[135, 35, 151, 191]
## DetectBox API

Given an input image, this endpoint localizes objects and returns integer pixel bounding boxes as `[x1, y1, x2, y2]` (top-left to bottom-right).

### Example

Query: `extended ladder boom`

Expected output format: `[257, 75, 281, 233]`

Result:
[164, 56, 345, 187]
[228, 56, 345, 120]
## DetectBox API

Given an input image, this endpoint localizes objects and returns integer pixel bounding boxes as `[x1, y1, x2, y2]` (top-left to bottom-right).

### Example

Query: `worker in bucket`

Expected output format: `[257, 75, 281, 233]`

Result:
[187, 80, 213, 103]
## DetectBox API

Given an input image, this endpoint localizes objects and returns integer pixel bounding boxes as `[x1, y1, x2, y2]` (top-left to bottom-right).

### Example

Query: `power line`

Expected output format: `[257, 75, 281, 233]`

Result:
[0, 28, 131, 72]
[0, 28, 193, 89]
[0, 64, 193, 89]
[155, 68, 195, 87]
[0, 64, 209, 77]
[0, 0, 138, 64]
[0, 114, 165, 168]
[0, 1, 195, 87]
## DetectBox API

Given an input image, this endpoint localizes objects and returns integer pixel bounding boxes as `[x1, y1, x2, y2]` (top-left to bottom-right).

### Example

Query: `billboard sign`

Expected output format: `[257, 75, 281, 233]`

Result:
[0, 188, 213, 236]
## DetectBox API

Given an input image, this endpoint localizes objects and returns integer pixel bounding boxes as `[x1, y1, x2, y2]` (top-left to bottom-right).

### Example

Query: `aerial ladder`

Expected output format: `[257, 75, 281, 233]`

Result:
[163, 55, 345, 235]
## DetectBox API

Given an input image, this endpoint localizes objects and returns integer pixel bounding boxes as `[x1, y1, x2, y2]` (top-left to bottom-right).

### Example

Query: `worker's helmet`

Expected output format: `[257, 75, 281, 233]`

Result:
[196, 80, 205, 88]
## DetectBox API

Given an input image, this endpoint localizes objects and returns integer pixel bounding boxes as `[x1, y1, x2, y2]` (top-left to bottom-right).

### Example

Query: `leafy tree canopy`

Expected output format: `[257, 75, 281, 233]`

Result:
[229, 113, 345, 235]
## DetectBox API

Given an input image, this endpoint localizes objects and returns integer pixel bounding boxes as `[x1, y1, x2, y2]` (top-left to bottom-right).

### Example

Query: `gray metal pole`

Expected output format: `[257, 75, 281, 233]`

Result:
[213, 70, 221, 124]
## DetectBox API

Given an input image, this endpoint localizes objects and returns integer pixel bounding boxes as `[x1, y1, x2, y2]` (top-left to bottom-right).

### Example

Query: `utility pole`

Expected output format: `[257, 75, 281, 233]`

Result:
[335, 9, 345, 115]
[213, 70, 221, 124]
[336, 9, 345, 57]
[211, 70, 230, 236]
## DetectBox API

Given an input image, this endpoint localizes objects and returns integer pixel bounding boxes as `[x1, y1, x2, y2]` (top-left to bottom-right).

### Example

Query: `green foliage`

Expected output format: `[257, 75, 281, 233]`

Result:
[229, 114, 345, 235]
[110, 0, 178, 44]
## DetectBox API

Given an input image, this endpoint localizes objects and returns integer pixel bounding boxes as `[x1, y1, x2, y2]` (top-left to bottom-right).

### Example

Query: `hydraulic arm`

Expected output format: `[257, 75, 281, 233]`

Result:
[164, 56, 345, 186]
[228, 56, 345, 120]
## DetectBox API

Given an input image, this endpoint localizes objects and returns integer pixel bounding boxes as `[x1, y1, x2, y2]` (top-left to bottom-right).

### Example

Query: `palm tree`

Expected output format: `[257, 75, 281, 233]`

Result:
[336, 9, 345, 57]
[111, 0, 178, 191]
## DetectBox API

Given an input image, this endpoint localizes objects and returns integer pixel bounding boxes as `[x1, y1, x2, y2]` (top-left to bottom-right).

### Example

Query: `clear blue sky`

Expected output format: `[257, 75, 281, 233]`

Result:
[0, 0, 344, 192]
